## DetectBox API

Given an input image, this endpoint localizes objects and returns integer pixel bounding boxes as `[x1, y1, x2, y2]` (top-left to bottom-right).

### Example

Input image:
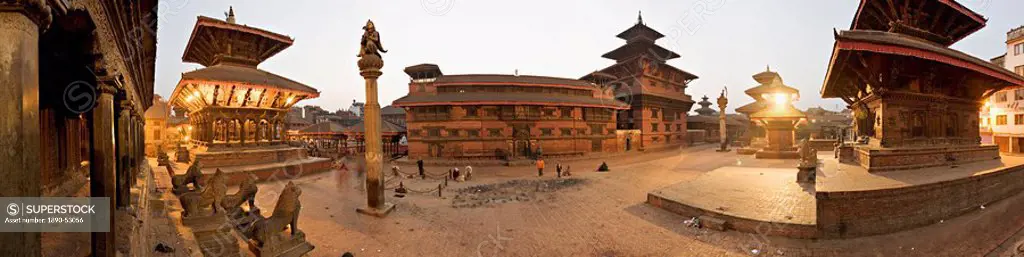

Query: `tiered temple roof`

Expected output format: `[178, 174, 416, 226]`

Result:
[821, 0, 1024, 103]
[693, 96, 718, 116]
[736, 67, 801, 116]
[169, 11, 319, 113]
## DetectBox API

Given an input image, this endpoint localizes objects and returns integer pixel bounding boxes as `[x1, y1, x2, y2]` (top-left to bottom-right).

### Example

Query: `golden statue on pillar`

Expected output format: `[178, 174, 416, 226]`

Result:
[358, 20, 387, 58]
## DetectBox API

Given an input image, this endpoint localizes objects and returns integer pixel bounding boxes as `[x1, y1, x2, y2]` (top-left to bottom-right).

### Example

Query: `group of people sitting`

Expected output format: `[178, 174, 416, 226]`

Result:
[449, 166, 473, 182]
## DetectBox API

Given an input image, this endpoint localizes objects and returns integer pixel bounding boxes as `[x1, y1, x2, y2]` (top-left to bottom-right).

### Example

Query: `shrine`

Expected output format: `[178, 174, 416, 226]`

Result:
[168, 9, 331, 184]
[747, 70, 805, 159]
[649, 0, 1024, 241]
[822, 0, 1024, 171]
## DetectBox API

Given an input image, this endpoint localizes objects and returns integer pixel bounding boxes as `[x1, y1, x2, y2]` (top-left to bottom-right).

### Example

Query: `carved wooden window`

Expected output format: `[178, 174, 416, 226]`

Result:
[997, 115, 1007, 125]
[577, 128, 587, 135]
[464, 106, 479, 117]
[607, 128, 615, 135]
[427, 128, 440, 137]
[583, 108, 612, 121]
[468, 130, 480, 138]
[1016, 89, 1024, 101]
[590, 124, 604, 135]
[410, 129, 422, 137]
[1015, 114, 1023, 125]
[446, 129, 459, 137]
[560, 107, 573, 119]
[540, 128, 553, 136]
[561, 128, 573, 136]
[676, 124, 682, 131]
[488, 128, 502, 137]
[484, 107, 499, 117]
[651, 108, 660, 118]
[651, 123, 659, 132]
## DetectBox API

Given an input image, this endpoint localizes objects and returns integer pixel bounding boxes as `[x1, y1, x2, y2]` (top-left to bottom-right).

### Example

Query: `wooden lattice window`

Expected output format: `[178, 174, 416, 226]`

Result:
[488, 128, 502, 137]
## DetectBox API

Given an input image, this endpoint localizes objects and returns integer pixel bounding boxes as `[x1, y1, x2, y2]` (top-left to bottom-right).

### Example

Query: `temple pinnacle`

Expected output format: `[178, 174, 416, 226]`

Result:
[226, 6, 236, 24]
[637, 10, 644, 25]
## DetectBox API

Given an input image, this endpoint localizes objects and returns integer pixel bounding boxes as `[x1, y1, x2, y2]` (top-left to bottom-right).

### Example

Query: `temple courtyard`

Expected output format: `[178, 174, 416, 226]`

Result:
[166, 145, 1024, 257]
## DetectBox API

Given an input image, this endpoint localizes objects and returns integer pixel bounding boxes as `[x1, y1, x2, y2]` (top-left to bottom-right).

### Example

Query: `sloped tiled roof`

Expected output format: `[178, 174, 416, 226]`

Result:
[297, 122, 346, 134]
[181, 64, 318, 94]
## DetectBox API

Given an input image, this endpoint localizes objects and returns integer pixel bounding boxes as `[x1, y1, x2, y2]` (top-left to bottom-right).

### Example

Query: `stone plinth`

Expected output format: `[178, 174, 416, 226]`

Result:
[755, 120, 800, 159]
[247, 231, 315, 257]
[851, 144, 1000, 172]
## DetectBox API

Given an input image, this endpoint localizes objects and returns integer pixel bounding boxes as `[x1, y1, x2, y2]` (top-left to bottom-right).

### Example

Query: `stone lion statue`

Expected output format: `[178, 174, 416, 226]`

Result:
[251, 181, 303, 247]
[222, 171, 259, 213]
[172, 160, 204, 194]
[179, 168, 227, 217]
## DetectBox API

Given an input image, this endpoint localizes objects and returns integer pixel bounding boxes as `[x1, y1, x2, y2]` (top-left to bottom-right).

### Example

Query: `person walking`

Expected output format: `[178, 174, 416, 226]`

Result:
[556, 163, 562, 178]
[536, 158, 545, 177]
[417, 159, 425, 179]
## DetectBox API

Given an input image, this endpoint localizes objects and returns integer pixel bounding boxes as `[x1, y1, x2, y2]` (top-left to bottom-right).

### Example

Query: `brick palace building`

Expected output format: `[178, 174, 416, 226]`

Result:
[394, 64, 629, 159]
[392, 14, 698, 160]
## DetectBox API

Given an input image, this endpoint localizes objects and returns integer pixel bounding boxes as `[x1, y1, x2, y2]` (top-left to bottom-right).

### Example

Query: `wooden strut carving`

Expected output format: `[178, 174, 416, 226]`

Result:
[179, 169, 228, 217]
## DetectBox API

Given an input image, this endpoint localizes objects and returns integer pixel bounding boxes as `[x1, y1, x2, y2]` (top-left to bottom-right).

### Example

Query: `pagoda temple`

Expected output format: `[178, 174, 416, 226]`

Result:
[735, 68, 781, 154]
[168, 8, 331, 182]
[822, 0, 1024, 171]
[584, 12, 698, 151]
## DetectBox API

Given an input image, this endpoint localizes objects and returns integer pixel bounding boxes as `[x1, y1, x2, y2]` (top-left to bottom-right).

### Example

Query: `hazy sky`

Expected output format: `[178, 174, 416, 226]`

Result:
[153, 0, 1023, 113]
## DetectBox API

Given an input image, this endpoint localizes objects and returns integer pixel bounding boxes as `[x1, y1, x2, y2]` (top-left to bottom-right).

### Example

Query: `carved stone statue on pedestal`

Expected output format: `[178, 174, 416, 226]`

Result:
[247, 181, 314, 257]
[172, 160, 204, 195]
[179, 169, 227, 217]
[797, 139, 817, 183]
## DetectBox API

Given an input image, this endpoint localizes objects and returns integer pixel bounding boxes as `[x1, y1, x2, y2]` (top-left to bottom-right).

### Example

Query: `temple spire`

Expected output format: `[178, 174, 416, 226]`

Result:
[637, 10, 644, 25]
[225, 6, 236, 24]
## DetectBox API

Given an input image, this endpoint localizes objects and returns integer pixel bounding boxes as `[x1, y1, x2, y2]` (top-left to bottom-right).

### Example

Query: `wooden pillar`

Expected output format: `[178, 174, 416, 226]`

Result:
[91, 82, 118, 257]
[0, 2, 49, 256]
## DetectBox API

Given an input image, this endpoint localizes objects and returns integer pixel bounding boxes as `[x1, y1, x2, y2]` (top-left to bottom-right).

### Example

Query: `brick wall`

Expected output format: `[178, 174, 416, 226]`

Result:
[816, 163, 1024, 238]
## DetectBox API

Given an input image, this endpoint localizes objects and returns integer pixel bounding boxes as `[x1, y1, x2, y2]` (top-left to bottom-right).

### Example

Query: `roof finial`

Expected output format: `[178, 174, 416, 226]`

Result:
[766, 64, 771, 72]
[637, 10, 644, 25]
[225, 6, 236, 24]
[514, 69, 519, 76]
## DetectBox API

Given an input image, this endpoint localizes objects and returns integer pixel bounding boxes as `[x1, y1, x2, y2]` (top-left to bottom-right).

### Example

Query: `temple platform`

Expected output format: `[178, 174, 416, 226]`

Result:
[168, 150, 332, 186]
[647, 166, 819, 238]
[843, 144, 1000, 172]
[648, 152, 1024, 239]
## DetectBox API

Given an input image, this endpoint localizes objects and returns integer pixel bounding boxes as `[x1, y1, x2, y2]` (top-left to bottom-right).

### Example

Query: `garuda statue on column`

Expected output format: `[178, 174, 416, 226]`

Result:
[357, 20, 387, 58]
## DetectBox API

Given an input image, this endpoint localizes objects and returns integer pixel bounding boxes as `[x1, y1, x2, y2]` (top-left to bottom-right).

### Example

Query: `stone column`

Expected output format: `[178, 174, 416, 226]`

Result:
[116, 101, 131, 208]
[355, 29, 395, 217]
[91, 83, 118, 257]
[0, 1, 49, 256]
[716, 90, 729, 152]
